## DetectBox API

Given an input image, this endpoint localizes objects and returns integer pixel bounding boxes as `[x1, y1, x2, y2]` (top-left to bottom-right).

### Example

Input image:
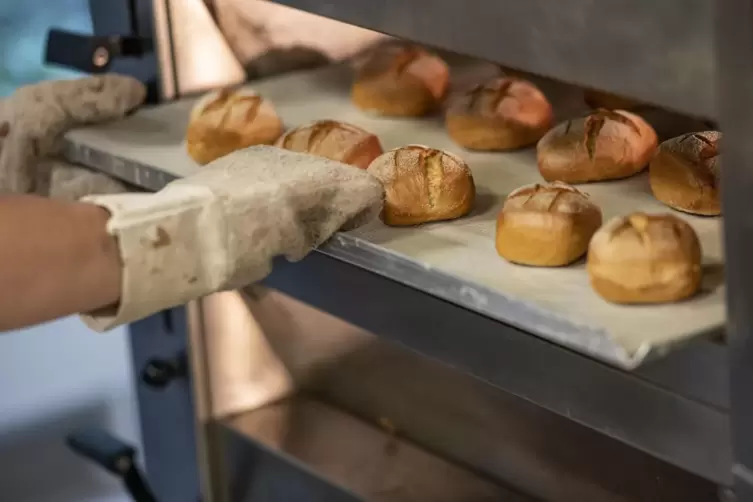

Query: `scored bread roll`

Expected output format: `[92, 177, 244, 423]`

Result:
[587, 213, 702, 304]
[275, 120, 383, 169]
[496, 182, 602, 267]
[367, 145, 475, 226]
[537, 109, 658, 184]
[352, 45, 449, 117]
[446, 77, 554, 151]
[649, 131, 721, 216]
[186, 88, 283, 165]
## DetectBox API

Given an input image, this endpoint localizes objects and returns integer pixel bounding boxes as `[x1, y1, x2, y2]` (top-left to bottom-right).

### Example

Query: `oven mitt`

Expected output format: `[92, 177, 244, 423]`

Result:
[80, 146, 384, 331]
[0, 74, 146, 198]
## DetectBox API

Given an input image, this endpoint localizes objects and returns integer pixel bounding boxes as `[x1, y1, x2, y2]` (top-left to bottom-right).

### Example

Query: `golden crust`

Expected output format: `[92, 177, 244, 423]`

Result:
[367, 145, 475, 226]
[446, 77, 554, 151]
[649, 131, 721, 216]
[537, 109, 658, 184]
[587, 213, 702, 304]
[274, 120, 383, 170]
[351, 45, 449, 117]
[495, 182, 602, 266]
[186, 88, 283, 165]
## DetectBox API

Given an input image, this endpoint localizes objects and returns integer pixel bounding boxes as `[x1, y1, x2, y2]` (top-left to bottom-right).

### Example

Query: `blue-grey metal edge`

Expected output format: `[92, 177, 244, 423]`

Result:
[717, 0, 753, 500]
[269, 0, 716, 119]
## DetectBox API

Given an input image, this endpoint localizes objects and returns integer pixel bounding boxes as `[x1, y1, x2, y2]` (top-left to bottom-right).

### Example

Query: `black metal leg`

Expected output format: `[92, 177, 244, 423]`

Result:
[717, 1, 753, 500]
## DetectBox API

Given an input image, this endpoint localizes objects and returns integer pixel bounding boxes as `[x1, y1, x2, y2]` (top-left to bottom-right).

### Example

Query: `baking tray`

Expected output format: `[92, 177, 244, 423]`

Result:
[63, 63, 725, 369]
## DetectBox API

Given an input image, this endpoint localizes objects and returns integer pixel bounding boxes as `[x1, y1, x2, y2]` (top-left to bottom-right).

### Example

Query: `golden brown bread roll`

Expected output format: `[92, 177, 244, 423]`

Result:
[583, 88, 644, 110]
[274, 120, 383, 169]
[537, 109, 658, 184]
[649, 131, 721, 216]
[446, 77, 554, 151]
[351, 45, 449, 117]
[587, 213, 702, 304]
[367, 145, 475, 226]
[496, 182, 602, 267]
[186, 88, 283, 165]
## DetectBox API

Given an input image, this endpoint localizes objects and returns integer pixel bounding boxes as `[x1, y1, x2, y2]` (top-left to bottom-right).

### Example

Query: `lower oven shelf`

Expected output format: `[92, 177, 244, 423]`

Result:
[219, 395, 532, 502]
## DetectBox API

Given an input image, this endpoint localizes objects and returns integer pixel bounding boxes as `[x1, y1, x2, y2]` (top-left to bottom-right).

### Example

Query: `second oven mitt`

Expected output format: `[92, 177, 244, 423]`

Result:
[0, 74, 146, 198]
[79, 146, 384, 331]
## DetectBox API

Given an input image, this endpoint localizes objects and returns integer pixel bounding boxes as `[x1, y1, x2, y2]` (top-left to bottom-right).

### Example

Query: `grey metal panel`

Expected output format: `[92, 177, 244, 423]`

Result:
[269, 0, 715, 118]
[221, 396, 531, 501]
[636, 339, 729, 410]
[222, 424, 362, 502]
[717, 0, 753, 498]
[262, 254, 731, 485]
[129, 309, 203, 502]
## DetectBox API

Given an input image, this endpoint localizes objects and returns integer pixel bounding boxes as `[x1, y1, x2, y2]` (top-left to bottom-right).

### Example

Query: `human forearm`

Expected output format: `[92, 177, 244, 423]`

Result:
[0, 195, 121, 331]
[0, 148, 381, 333]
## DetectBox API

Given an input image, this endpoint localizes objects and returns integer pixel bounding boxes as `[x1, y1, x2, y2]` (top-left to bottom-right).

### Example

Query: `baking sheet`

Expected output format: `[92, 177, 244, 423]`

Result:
[64, 63, 725, 369]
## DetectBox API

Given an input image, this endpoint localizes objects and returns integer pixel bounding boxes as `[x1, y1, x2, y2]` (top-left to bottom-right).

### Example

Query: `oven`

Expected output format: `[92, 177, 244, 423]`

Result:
[45, 1, 750, 501]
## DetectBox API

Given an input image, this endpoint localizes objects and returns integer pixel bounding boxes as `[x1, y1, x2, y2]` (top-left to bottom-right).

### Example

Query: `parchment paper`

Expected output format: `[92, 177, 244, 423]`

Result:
[65, 63, 725, 364]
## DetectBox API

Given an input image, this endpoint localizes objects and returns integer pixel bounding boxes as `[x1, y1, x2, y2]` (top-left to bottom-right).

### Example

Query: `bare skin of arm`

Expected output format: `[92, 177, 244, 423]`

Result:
[0, 195, 121, 331]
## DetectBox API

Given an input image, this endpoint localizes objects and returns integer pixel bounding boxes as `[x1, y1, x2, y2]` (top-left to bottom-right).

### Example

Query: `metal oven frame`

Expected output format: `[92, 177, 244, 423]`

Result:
[60, 1, 753, 501]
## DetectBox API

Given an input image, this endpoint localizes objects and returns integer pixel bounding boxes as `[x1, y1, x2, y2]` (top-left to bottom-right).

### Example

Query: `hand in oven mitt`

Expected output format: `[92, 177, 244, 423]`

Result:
[0, 74, 146, 199]
[81, 146, 384, 331]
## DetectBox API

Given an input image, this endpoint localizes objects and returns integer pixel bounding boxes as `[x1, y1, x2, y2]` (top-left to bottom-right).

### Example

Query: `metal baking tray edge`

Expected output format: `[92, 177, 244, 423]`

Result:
[63, 138, 690, 370]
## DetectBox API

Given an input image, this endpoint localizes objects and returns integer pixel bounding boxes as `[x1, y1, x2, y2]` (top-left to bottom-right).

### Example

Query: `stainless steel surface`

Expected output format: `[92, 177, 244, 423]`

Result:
[153, 0, 246, 100]
[223, 396, 526, 502]
[151, 0, 177, 100]
[62, 64, 725, 371]
[261, 254, 730, 487]
[63, 140, 177, 192]
[193, 287, 720, 501]
[269, 0, 715, 118]
[717, 0, 753, 499]
[211, 0, 384, 68]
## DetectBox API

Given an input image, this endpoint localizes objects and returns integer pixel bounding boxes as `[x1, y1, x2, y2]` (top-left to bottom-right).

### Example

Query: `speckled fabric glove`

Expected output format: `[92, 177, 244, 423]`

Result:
[80, 146, 384, 331]
[0, 74, 146, 198]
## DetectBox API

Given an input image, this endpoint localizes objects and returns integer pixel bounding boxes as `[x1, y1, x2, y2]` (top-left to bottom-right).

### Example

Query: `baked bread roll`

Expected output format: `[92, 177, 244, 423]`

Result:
[446, 77, 554, 151]
[352, 45, 449, 117]
[649, 131, 721, 216]
[496, 182, 602, 267]
[537, 109, 658, 184]
[186, 88, 283, 165]
[274, 120, 383, 169]
[583, 88, 643, 110]
[367, 145, 475, 226]
[587, 213, 702, 304]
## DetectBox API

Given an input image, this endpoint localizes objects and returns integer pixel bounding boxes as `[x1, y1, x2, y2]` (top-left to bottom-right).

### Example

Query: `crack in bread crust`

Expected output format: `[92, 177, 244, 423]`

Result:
[306, 120, 340, 153]
[424, 148, 444, 208]
[583, 109, 641, 160]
